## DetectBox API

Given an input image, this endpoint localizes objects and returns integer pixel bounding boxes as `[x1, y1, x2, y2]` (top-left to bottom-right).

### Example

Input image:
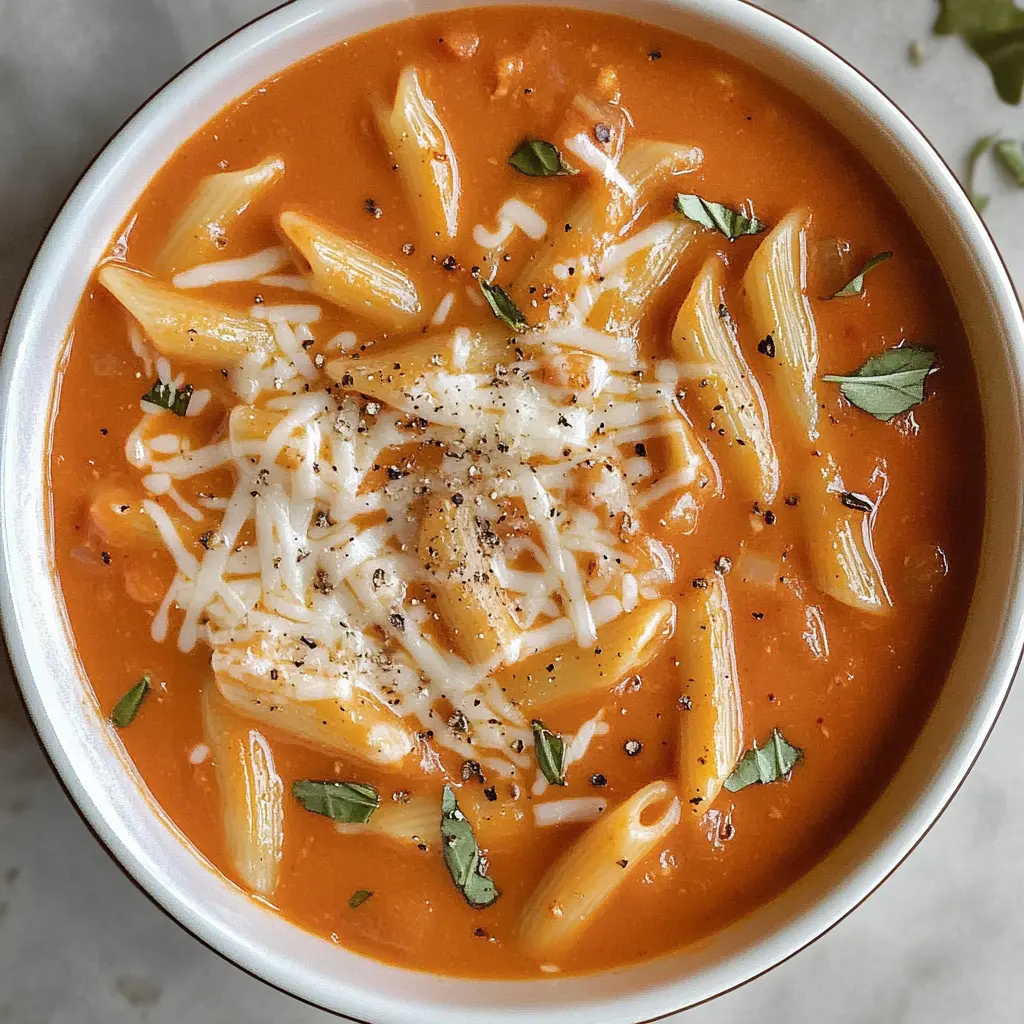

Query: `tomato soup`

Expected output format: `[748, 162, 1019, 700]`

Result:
[48, 6, 983, 978]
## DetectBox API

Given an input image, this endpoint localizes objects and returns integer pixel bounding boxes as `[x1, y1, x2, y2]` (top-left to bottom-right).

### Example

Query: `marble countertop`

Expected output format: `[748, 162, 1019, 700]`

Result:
[1, 0, 1022, 1020]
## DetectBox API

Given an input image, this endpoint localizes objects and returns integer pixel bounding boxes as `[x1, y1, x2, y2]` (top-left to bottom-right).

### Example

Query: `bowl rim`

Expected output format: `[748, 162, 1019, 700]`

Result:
[2, 1, 1023, 1021]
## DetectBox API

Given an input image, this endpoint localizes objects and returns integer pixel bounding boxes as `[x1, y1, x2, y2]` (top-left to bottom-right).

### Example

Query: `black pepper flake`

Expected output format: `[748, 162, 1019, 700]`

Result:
[757, 334, 776, 358]
[763, 509, 777, 526]
[594, 123, 612, 144]
[784, 494, 800, 507]
[678, 695, 693, 711]
[752, 611, 764, 620]
[389, 613, 406, 631]
[564, 222, 572, 233]
[100, 551, 111, 565]
[474, 927, 489, 938]
[714, 555, 732, 574]
[689, 796, 703, 806]
[634, 442, 647, 457]
[461, 760, 484, 782]
[99, 427, 108, 436]
[452, 492, 464, 506]
[401, 242, 415, 256]
[648, 48, 662, 60]
[299, 636, 317, 650]
[386, 465, 404, 480]
[441, 254, 458, 271]
[624, 739, 642, 756]
[363, 198, 382, 218]
[590, 773, 607, 787]
[840, 491, 874, 513]
[691, 577, 709, 590]
[341, 372, 354, 387]
[483, 786, 498, 802]
[616, 858, 629, 868]
[269, 669, 279, 681]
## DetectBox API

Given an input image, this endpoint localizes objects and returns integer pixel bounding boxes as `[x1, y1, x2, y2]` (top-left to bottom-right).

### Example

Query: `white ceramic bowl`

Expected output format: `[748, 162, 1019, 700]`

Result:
[2, 1, 1023, 1021]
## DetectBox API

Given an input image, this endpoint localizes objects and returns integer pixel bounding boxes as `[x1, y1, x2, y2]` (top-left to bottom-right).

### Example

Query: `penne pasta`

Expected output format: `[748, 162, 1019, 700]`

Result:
[417, 496, 520, 664]
[500, 599, 675, 711]
[277, 210, 422, 329]
[519, 780, 681, 959]
[88, 480, 164, 550]
[202, 683, 285, 897]
[155, 156, 286, 276]
[515, 140, 703, 312]
[676, 573, 743, 814]
[588, 219, 699, 337]
[800, 454, 892, 615]
[672, 255, 779, 504]
[742, 209, 820, 441]
[228, 405, 303, 470]
[99, 265, 275, 368]
[213, 666, 416, 771]
[375, 66, 461, 241]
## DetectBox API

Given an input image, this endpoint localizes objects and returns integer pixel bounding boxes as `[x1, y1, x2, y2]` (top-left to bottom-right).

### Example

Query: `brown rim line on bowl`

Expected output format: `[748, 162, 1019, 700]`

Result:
[2, 1, 1023, 1021]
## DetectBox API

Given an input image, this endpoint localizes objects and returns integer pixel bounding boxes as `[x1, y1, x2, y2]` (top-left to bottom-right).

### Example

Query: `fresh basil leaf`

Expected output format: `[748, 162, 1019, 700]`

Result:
[111, 674, 150, 728]
[292, 780, 380, 823]
[348, 889, 373, 909]
[822, 346, 936, 421]
[995, 138, 1024, 184]
[934, 1, 1024, 105]
[479, 280, 530, 332]
[532, 720, 568, 786]
[673, 194, 765, 241]
[724, 728, 803, 793]
[142, 379, 193, 416]
[440, 784, 500, 909]
[830, 252, 892, 298]
[508, 139, 578, 177]
[966, 134, 996, 211]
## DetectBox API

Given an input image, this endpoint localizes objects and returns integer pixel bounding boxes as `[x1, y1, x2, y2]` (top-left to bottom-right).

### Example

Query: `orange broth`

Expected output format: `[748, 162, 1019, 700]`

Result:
[48, 6, 983, 978]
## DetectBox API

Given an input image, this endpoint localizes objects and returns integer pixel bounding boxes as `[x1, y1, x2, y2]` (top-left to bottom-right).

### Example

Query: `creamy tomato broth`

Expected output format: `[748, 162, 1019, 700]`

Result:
[49, 7, 982, 977]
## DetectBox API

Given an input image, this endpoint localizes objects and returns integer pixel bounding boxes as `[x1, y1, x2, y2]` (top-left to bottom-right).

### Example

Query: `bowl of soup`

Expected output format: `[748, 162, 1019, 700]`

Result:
[2, 0, 1022, 1020]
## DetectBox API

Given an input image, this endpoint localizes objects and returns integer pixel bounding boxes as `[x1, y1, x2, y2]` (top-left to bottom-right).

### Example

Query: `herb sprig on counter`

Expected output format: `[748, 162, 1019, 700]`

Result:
[934, 0, 1024, 105]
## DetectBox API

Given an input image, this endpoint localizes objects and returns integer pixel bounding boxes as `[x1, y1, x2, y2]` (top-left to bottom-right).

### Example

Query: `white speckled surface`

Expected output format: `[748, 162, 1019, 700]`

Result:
[1, 0, 1022, 1019]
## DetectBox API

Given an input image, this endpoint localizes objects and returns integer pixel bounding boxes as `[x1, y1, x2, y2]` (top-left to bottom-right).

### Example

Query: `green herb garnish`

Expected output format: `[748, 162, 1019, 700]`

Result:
[724, 728, 803, 793]
[142, 380, 193, 416]
[292, 780, 380, 823]
[995, 138, 1024, 183]
[479, 279, 530, 332]
[532, 720, 568, 786]
[966, 134, 996, 211]
[934, 0, 1024, 105]
[823, 346, 936, 421]
[673, 194, 765, 241]
[508, 139, 578, 177]
[348, 889, 373, 909]
[111, 674, 150, 729]
[830, 251, 893, 298]
[440, 784, 499, 909]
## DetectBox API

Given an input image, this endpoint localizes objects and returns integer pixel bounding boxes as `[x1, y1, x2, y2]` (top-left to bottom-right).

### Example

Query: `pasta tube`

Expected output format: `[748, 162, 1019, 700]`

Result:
[519, 780, 681, 959]
[677, 574, 743, 814]
[375, 66, 461, 241]
[743, 209, 820, 441]
[88, 481, 164, 550]
[588, 219, 698, 336]
[417, 496, 520, 664]
[202, 684, 285, 897]
[672, 255, 779, 504]
[155, 156, 285, 275]
[212, 650, 416, 771]
[278, 210, 421, 329]
[228, 405, 303, 470]
[800, 454, 892, 615]
[516, 139, 703, 309]
[99, 265, 275, 368]
[500, 599, 675, 711]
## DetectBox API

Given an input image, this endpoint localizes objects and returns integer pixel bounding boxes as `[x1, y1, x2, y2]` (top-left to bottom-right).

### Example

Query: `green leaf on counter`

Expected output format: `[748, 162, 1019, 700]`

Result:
[994, 138, 1024, 183]
[479, 279, 530, 332]
[673, 193, 765, 241]
[532, 720, 568, 786]
[934, 1, 1024, 105]
[508, 139, 578, 177]
[966, 134, 996, 211]
[292, 780, 380, 823]
[823, 346, 936, 421]
[724, 728, 803, 793]
[111, 674, 151, 728]
[830, 251, 893, 298]
[440, 784, 500, 909]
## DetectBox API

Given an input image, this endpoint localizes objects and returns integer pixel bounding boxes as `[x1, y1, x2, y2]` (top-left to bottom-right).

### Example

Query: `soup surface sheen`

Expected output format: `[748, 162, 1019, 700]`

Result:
[49, 6, 983, 979]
